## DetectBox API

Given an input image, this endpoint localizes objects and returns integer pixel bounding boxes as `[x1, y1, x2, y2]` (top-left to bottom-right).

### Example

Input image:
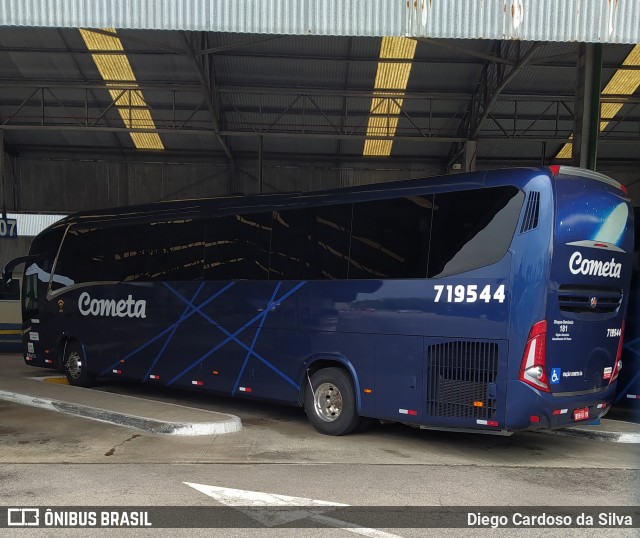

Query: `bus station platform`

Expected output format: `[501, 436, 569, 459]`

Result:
[0, 355, 241, 436]
[0, 354, 638, 442]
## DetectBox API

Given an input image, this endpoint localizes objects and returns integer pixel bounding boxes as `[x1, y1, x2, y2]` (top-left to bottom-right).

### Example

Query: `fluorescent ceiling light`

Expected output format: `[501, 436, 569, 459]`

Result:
[363, 37, 417, 157]
[79, 28, 164, 150]
[557, 44, 640, 160]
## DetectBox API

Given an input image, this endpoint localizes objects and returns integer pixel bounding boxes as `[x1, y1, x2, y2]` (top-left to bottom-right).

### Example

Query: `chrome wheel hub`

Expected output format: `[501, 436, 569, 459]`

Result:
[66, 351, 82, 380]
[313, 382, 343, 422]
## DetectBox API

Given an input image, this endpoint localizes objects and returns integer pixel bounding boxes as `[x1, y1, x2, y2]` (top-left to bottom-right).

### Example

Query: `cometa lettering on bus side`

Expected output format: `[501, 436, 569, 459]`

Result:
[78, 292, 147, 318]
[568, 251, 621, 279]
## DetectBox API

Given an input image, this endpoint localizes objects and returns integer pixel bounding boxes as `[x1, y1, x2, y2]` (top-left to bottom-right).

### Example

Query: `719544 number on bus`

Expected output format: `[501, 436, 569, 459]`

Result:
[433, 284, 506, 303]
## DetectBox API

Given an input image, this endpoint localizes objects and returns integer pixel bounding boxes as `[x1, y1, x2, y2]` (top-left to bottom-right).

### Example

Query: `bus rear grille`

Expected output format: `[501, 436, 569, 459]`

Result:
[558, 285, 622, 314]
[520, 191, 540, 233]
[426, 340, 498, 419]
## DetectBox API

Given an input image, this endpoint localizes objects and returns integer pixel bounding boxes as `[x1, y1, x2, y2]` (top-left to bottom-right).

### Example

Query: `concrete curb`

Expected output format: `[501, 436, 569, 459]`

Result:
[0, 389, 242, 435]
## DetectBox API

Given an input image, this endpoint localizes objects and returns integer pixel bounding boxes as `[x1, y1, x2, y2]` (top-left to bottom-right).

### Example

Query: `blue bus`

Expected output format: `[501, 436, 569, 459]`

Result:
[2, 166, 634, 435]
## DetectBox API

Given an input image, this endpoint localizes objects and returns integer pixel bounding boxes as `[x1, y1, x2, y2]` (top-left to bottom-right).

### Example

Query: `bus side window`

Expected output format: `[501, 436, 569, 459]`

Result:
[270, 208, 314, 280]
[428, 186, 524, 278]
[313, 204, 351, 280]
[204, 212, 272, 281]
[348, 195, 433, 279]
[146, 219, 206, 281]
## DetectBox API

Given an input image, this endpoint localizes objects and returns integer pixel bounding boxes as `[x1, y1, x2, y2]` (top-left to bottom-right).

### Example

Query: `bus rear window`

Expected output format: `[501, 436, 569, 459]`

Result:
[428, 186, 523, 278]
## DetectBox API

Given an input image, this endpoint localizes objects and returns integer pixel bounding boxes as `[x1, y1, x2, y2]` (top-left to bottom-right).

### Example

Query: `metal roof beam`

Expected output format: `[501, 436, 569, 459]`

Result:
[447, 41, 544, 167]
[7, 124, 632, 144]
[180, 31, 233, 165]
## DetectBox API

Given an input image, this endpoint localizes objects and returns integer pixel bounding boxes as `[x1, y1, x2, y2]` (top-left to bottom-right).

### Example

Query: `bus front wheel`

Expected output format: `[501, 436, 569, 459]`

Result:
[304, 367, 362, 436]
[63, 341, 94, 387]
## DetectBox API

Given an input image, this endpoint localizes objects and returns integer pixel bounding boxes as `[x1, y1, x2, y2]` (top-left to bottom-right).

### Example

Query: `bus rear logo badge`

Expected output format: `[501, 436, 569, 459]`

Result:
[590, 297, 598, 309]
[57, 299, 65, 313]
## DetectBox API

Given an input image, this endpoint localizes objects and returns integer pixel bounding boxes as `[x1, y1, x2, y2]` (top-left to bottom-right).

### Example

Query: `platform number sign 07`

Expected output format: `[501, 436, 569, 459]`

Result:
[433, 284, 506, 303]
[0, 218, 17, 238]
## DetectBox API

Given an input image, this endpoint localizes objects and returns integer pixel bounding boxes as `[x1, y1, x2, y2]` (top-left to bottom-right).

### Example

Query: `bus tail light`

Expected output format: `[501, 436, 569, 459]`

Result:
[519, 320, 550, 392]
[610, 321, 625, 385]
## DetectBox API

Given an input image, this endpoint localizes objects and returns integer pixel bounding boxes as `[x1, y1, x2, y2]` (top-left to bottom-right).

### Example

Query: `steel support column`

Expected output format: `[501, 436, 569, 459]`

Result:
[572, 44, 602, 170]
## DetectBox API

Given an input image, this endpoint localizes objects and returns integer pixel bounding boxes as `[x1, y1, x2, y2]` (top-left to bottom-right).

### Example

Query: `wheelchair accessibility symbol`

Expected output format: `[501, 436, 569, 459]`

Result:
[550, 368, 561, 384]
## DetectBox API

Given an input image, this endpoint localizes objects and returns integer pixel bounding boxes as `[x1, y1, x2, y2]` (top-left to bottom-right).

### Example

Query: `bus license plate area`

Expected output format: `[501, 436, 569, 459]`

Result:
[573, 407, 589, 421]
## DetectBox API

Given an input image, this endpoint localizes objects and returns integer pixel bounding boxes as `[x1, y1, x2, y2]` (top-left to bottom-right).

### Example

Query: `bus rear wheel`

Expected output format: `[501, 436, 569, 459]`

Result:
[304, 367, 362, 436]
[63, 341, 94, 387]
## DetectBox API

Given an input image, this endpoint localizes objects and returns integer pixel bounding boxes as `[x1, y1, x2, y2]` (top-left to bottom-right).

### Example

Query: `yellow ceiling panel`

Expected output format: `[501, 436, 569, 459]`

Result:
[363, 37, 417, 157]
[79, 28, 163, 150]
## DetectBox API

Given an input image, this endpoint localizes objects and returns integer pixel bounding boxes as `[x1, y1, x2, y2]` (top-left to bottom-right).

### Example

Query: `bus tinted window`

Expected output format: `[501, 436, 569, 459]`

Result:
[30, 227, 64, 274]
[314, 204, 351, 279]
[348, 196, 432, 279]
[270, 209, 314, 280]
[204, 212, 272, 280]
[111, 223, 151, 282]
[428, 186, 523, 278]
[52, 226, 110, 289]
[147, 219, 205, 281]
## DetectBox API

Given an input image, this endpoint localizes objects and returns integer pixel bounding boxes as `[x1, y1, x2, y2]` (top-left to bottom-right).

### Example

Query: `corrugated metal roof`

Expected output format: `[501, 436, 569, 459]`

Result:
[1, 0, 639, 45]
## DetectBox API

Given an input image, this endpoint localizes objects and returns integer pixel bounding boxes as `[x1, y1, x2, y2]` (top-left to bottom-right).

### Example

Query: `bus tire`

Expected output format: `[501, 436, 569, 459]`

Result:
[304, 367, 361, 436]
[63, 341, 94, 387]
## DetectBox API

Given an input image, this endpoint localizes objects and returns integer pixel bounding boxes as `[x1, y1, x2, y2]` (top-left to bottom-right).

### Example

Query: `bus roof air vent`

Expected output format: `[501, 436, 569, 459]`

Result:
[520, 191, 540, 234]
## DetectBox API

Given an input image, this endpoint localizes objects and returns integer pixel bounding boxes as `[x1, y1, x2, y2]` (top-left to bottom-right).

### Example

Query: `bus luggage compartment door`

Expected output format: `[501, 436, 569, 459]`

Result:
[423, 337, 508, 431]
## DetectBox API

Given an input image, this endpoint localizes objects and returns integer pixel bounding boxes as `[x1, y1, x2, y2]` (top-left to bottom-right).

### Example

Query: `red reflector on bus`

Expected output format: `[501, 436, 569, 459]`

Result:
[149, 374, 160, 380]
[398, 409, 417, 415]
[192, 380, 204, 386]
[530, 415, 540, 423]
[594, 243, 608, 248]
[553, 409, 568, 415]
[549, 165, 561, 176]
[239, 387, 251, 392]
[621, 183, 628, 195]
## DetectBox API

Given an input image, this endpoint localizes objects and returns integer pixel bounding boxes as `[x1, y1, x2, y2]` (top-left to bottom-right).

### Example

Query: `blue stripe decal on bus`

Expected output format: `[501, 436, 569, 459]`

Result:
[165, 282, 300, 391]
[231, 282, 282, 395]
[99, 281, 235, 376]
[142, 282, 205, 382]
[166, 281, 307, 388]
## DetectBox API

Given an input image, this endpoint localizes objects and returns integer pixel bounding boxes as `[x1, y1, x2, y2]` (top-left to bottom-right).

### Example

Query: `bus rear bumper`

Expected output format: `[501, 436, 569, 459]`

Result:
[505, 381, 616, 431]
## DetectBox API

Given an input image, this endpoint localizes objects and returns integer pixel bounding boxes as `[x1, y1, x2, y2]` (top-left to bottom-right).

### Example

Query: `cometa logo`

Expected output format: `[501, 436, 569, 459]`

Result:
[569, 251, 622, 279]
[78, 292, 147, 318]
